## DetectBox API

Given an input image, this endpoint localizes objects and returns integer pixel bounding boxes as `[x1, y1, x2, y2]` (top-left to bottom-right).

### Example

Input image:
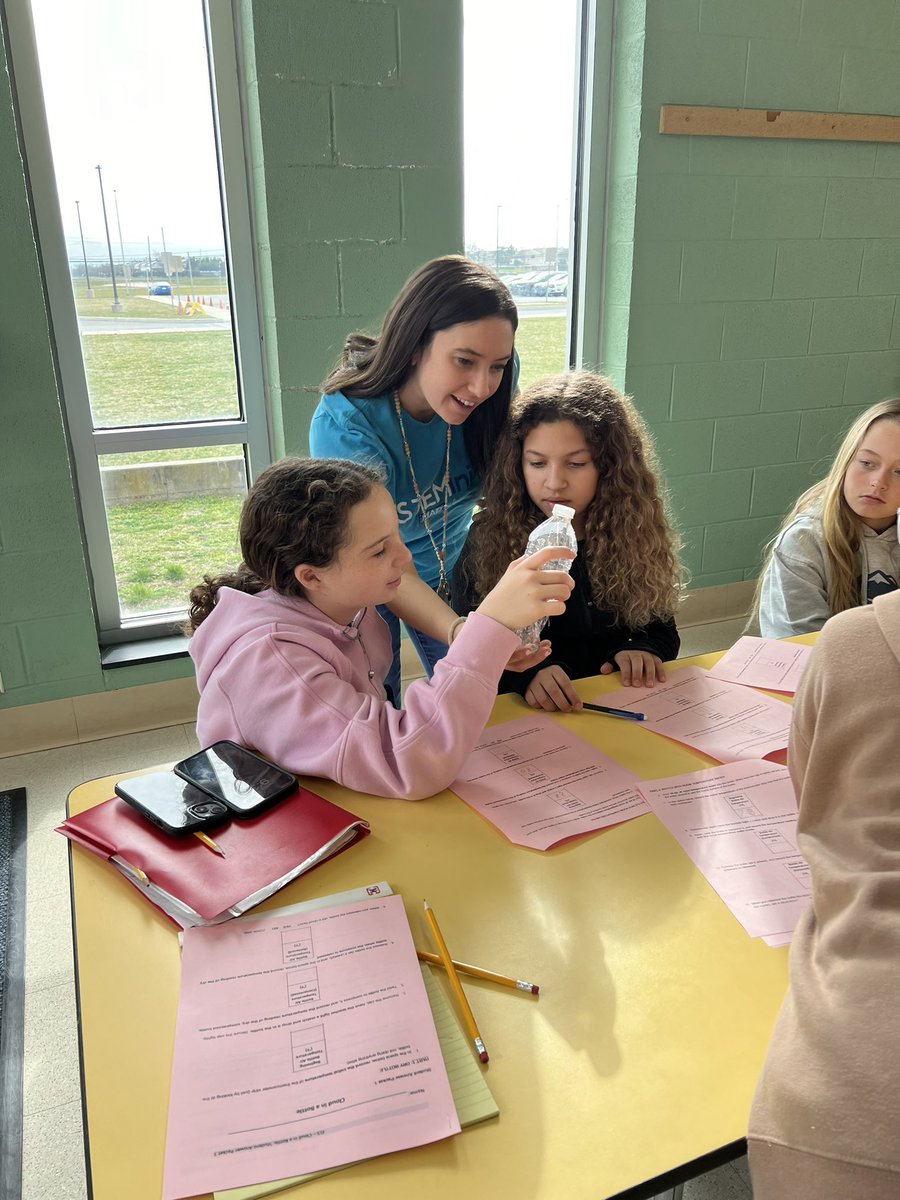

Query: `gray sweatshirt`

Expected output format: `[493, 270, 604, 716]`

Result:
[759, 512, 900, 639]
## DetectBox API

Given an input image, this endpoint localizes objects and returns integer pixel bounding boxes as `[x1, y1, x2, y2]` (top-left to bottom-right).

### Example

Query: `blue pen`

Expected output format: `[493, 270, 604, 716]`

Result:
[581, 702, 645, 722]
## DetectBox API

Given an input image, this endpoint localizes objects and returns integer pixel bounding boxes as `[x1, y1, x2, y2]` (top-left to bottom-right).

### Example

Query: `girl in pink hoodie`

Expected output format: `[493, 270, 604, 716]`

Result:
[187, 458, 573, 800]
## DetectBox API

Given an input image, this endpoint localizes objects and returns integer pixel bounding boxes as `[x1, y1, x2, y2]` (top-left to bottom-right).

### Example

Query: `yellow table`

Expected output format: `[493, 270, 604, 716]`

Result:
[67, 651, 800, 1200]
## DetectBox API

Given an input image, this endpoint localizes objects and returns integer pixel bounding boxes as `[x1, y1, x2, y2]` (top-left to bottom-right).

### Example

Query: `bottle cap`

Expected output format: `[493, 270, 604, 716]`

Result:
[551, 503, 576, 519]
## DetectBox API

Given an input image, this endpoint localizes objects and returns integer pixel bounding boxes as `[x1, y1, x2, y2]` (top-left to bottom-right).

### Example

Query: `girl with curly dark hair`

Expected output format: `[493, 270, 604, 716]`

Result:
[452, 371, 683, 711]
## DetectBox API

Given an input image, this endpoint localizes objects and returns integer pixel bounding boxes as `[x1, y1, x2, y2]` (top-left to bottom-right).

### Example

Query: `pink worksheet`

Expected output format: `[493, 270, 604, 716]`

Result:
[706, 636, 811, 694]
[450, 715, 648, 849]
[637, 760, 808, 940]
[162, 894, 459, 1199]
[598, 666, 792, 762]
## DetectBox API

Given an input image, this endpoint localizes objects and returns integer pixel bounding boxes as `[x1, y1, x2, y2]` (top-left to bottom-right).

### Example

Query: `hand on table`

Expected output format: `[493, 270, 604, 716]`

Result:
[601, 651, 665, 687]
[524, 665, 582, 712]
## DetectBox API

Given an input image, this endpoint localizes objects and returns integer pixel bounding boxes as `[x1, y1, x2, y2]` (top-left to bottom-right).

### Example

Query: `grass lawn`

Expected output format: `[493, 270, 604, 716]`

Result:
[76, 293, 186, 318]
[109, 493, 243, 615]
[514, 316, 568, 390]
[83, 331, 239, 427]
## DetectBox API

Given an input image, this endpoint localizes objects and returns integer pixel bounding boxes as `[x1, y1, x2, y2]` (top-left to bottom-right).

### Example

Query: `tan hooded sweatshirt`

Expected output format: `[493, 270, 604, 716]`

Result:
[748, 590, 900, 1195]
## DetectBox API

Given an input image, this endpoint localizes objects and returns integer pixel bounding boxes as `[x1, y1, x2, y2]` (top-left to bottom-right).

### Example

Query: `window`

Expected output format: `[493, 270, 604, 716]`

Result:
[5, 0, 268, 643]
[463, 0, 581, 390]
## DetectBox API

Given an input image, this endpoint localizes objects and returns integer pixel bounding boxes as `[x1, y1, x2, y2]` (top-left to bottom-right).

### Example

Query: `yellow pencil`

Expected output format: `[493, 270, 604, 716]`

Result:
[192, 830, 226, 857]
[423, 901, 489, 1063]
[416, 949, 539, 995]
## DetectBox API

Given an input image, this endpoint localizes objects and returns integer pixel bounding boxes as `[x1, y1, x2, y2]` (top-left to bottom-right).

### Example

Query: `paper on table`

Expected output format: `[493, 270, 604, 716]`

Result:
[449, 715, 648, 849]
[215, 963, 499, 1200]
[762, 929, 794, 948]
[637, 759, 808, 940]
[162, 894, 460, 1200]
[598, 666, 792, 763]
[706, 636, 811, 694]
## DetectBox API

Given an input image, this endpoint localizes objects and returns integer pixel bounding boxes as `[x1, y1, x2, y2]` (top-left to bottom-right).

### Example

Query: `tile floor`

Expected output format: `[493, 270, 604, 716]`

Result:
[8, 618, 753, 1199]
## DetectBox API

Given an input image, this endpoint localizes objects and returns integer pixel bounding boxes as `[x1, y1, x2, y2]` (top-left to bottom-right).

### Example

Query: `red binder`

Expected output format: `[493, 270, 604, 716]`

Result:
[57, 786, 370, 929]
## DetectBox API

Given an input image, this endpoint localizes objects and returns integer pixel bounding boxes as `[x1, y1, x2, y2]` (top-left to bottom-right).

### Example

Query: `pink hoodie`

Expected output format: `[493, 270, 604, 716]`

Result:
[189, 588, 519, 800]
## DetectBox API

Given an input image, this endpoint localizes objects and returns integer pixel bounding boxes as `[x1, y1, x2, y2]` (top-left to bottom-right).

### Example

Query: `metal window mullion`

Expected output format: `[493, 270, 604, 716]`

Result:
[206, 0, 271, 482]
[92, 421, 251, 456]
[570, 0, 616, 371]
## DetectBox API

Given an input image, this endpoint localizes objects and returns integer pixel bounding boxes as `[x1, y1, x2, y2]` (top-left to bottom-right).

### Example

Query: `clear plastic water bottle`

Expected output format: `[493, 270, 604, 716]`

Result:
[516, 503, 578, 647]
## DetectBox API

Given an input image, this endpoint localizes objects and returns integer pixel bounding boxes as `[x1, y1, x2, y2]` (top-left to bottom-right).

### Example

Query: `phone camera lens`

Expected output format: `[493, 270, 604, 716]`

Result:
[188, 801, 227, 818]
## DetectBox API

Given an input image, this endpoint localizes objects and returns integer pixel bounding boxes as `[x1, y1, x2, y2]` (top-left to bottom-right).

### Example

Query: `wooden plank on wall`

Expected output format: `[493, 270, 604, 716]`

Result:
[659, 105, 900, 144]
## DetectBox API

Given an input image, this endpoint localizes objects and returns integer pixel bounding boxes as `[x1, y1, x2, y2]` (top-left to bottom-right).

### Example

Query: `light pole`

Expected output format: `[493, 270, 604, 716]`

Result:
[74, 200, 93, 298]
[113, 188, 130, 293]
[146, 235, 153, 290]
[495, 205, 502, 272]
[160, 225, 175, 306]
[95, 165, 123, 312]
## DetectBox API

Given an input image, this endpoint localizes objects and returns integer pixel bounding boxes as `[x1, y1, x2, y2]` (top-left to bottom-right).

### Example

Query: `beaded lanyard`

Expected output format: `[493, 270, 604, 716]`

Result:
[394, 391, 452, 600]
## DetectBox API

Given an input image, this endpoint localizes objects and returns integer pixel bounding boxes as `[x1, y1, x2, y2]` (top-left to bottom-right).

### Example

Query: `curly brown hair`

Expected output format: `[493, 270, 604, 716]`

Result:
[185, 458, 383, 632]
[465, 372, 683, 627]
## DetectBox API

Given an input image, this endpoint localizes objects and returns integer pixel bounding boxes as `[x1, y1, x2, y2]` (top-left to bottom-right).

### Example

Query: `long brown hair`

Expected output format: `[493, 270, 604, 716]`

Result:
[322, 255, 518, 476]
[463, 372, 682, 627]
[185, 458, 382, 632]
[754, 397, 900, 620]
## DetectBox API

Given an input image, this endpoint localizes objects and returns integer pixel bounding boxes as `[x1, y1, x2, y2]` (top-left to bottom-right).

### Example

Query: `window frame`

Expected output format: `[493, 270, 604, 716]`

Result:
[569, 0, 617, 372]
[3, 0, 270, 644]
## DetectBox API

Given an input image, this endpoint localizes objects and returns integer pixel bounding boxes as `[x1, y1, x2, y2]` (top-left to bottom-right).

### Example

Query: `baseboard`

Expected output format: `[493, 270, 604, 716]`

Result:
[0, 676, 199, 759]
[0, 582, 754, 758]
[678, 579, 755, 627]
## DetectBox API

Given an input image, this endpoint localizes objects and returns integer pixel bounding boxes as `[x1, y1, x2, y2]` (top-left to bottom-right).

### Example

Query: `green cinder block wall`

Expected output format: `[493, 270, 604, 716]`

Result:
[240, 0, 464, 456]
[618, 0, 900, 589]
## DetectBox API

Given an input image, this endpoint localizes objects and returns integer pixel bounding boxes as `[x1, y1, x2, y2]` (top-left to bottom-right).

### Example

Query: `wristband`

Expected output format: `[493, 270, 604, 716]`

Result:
[447, 616, 467, 644]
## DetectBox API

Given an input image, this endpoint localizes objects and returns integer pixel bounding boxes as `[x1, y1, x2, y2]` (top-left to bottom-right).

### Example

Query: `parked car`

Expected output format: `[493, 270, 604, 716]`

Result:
[148, 283, 172, 296]
[507, 272, 542, 295]
[546, 272, 569, 297]
[520, 271, 557, 296]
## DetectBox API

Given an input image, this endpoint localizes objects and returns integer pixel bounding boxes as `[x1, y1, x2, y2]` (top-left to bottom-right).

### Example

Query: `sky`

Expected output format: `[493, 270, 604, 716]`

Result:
[463, 0, 578, 252]
[32, 0, 224, 255]
[31, 0, 578, 258]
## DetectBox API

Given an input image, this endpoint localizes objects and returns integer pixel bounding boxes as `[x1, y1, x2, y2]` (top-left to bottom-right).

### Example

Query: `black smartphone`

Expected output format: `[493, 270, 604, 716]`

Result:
[173, 741, 297, 819]
[114, 772, 230, 836]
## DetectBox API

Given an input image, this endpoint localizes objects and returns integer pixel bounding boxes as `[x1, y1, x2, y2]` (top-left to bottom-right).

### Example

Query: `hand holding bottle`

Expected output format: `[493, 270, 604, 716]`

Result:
[516, 505, 578, 646]
[476, 546, 574, 632]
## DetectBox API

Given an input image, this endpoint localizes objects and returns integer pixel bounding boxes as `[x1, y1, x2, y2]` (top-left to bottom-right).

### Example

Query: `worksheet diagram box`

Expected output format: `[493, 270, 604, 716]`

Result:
[486, 742, 528, 767]
[282, 925, 315, 965]
[783, 856, 811, 889]
[725, 792, 763, 820]
[287, 964, 321, 1007]
[754, 826, 795, 856]
[514, 762, 549, 785]
[546, 788, 582, 812]
[292, 1024, 328, 1072]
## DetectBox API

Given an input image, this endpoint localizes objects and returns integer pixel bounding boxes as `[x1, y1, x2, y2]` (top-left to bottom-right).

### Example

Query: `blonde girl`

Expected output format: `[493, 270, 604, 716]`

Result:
[187, 458, 573, 800]
[756, 398, 900, 639]
[452, 372, 682, 712]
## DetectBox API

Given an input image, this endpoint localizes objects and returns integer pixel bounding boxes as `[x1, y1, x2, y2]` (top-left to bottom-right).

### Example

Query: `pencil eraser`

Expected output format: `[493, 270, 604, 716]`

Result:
[531, 984, 540, 995]
[479, 1050, 489, 1064]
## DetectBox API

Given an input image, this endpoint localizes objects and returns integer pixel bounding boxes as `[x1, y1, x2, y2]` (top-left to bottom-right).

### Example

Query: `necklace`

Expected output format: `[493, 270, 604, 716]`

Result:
[394, 390, 452, 600]
[342, 609, 380, 692]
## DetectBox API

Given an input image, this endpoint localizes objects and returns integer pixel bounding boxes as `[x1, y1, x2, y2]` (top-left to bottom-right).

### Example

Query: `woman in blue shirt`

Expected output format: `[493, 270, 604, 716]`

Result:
[310, 255, 520, 701]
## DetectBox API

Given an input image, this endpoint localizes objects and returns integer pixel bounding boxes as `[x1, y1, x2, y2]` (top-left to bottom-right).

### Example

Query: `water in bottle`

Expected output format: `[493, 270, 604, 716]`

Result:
[516, 503, 578, 647]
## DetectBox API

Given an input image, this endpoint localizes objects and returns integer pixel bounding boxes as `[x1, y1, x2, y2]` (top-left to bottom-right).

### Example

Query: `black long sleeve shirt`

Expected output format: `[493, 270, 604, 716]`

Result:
[451, 537, 680, 697]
